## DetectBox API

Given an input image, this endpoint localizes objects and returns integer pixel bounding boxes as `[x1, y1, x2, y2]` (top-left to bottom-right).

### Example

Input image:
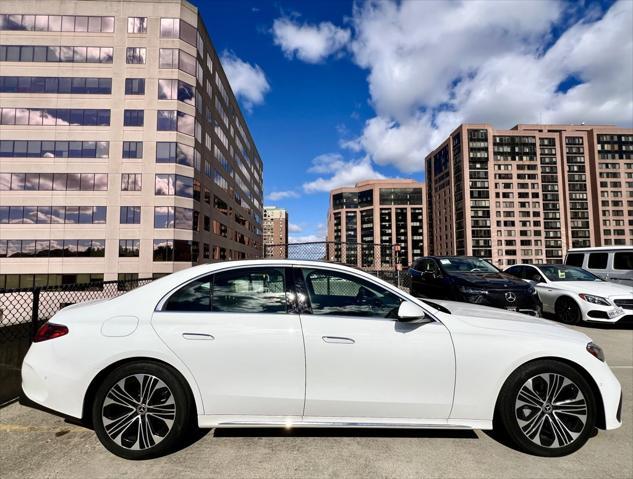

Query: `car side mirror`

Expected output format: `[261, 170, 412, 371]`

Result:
[397, 301, 429, 323]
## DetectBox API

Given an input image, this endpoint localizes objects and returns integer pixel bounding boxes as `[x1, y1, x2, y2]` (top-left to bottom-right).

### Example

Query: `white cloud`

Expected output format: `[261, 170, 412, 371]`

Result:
[307, 153, 347, 173]
[303, 154, 386, 193]
[220, 51, 270, 112]
[344, 0, 632, 173]
[289, 223, 327, 244]
[272, 17, 351, 63]
[266, 190, 299, 201]
[288, 223, 303, 233]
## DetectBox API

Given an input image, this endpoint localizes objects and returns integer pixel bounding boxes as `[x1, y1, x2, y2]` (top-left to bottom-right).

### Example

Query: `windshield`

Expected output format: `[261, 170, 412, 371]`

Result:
[539, 265, 602, 282]
[438, 257, 499, 273]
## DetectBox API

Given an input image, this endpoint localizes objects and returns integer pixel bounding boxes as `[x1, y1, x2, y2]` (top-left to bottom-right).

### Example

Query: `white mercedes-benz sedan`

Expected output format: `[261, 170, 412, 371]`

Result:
[21, 260, 622, 459]
[504, 264, 633, 325]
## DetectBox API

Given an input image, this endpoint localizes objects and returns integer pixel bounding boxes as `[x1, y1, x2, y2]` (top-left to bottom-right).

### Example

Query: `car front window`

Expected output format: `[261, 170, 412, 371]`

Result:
[539, 265, 602, 282]
[301, 268, 402, 318]
[438, 257, 499, 273]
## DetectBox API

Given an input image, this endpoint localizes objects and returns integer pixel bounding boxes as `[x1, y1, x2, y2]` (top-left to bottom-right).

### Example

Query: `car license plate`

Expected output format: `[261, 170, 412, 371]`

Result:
[608, 307, 624, 319]
[505, 306, 518, 312]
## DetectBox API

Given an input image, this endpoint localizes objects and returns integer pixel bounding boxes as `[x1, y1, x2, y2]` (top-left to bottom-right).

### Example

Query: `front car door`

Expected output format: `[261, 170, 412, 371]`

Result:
[151, 266, 305, 422]
[295, 266, 455, 422]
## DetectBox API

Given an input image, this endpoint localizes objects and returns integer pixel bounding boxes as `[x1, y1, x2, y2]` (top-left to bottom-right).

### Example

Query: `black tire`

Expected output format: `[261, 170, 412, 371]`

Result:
[497, 360, 596, 457]
[555, 297, 582, 325]
[92, 361, 193, 459]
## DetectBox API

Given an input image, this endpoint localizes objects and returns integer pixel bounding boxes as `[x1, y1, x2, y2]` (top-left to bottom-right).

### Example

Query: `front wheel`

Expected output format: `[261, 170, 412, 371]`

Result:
[497, 360, 596, 457]
[555, 297, 582, 325]
[92, 361, 193, 459]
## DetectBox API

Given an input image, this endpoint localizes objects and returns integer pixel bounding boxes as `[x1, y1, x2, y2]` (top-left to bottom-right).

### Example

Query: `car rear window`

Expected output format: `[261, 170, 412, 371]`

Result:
[588, 253, 608, 269]
[614, 252, 633, 270]
[565, 253, 584, 267]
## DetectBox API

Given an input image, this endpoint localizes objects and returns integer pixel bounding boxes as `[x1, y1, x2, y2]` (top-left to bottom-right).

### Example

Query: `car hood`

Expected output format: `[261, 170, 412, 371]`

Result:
[543, 281, 633, 298]
[431, 299, 590, 342]
[448, 271, 530, 290]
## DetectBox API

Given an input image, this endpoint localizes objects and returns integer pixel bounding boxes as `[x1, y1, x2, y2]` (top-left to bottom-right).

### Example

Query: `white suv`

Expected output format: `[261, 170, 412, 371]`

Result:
[565, 247, 633, 287]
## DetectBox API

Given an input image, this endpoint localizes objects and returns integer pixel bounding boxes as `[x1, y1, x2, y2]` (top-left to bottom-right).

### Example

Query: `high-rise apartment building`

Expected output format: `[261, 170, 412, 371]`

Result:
[425, 123, 633, 267]
[262, 206, 288, 258]
[0, 0, 264, 289]
[326, 179, 427, 268]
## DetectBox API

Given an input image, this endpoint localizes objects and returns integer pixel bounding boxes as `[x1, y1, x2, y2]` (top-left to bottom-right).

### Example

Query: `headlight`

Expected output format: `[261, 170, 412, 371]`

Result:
[579, 293, 611, 306]
[586, 342, 605, 362]
[458, 286, 488, 295]
[528, 286, 537, 295]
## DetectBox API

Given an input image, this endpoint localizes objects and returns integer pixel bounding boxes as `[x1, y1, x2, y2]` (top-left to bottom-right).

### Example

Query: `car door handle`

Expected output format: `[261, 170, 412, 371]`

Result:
[182, 333, 215, 340]
[322, 336, 355, 344]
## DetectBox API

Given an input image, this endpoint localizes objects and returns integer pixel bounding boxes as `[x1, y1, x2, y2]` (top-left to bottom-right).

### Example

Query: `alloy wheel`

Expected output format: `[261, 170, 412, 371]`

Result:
[515, 373, 588, 448]
[101, 374, 176, 451]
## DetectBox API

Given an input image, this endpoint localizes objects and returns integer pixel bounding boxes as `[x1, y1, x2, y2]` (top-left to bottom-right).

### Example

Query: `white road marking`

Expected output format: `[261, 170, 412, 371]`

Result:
[610, 366, 633, 369]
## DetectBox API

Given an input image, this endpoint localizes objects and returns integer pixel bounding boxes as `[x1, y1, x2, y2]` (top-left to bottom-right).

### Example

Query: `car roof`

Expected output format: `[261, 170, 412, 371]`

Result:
[567, 246, 632, 252]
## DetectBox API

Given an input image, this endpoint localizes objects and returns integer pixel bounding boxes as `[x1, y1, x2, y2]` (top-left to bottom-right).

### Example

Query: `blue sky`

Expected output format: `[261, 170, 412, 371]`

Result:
[198, 0, 632, 242]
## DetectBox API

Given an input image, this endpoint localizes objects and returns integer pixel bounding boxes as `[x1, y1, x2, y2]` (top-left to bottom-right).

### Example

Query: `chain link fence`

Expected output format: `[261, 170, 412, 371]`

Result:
[0, 278, 152, 405]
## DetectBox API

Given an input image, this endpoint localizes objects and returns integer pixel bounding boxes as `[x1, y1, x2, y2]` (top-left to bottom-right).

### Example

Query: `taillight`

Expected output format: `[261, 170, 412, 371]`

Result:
[33, 322, 68, 342]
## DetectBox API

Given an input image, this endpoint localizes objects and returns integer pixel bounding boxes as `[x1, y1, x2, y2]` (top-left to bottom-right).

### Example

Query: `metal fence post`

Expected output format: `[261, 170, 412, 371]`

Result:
[30, 288, 40, 341]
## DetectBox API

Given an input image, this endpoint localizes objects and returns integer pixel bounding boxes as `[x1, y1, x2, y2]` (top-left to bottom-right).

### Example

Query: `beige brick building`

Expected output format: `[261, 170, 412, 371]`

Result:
[425, 124, 633, 268]
[262, 206, 288, 258]
[326, 179, 428, 268]
[0, 0, 264, 289]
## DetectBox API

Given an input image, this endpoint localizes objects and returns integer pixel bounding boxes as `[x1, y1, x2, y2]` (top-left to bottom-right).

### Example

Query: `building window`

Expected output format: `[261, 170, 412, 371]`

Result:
[0, 173, 108, 191]
[155, 142, 194, 167]
[158, 79, 195, 105]
[0, 76, 112, 94]
[0, 15, 114, 33]
[160, 18, 196, 46]
[157, 110, 176, 130]
[127, 17, 147, 33]
[118, 239, 140, 257]
[0, 239, 105, 258]
[0, 206, 106, 224]
[120, 206, 141, 224]
[159, 48, 196, 76]
[124, 78, 145, 95]
[123, 109, 144, 127]
[154, 206, 195, 230]
[0, 140, 109, 158]
[0, 45, 113, 63]
[156, 110, 195, 135]
[153, 239, 196, 262]
[0, 108, 110, 126]
[122, 141, 143, 159]
[155, 174, 193, 198]
[121, 173, 142, 191]
[125, 47, 146, 64]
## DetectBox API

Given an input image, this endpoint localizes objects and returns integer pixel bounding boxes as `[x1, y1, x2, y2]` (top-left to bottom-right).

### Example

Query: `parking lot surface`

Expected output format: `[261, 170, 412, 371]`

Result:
[1, 323, 631, 479]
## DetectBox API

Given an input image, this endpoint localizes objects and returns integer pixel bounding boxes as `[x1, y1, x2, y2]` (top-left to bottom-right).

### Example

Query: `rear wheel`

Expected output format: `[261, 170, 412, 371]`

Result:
[497, 360, 596, 457]
[555, 297, 582, 325]
[92, 361, 193, 459]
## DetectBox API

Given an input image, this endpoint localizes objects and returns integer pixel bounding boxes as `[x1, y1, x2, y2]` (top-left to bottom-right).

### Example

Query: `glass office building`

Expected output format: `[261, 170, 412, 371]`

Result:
[0, 0, 264, 288]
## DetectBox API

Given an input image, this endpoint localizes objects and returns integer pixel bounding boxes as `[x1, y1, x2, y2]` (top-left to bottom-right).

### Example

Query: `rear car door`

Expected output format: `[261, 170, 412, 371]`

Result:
[296, 266, 455, 421]
[151, 266, 305, 419]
